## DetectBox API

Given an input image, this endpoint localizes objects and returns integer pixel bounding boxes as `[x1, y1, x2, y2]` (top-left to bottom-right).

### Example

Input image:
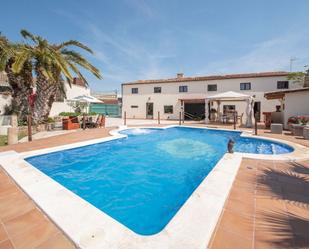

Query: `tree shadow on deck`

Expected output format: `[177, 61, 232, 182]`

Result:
[257, 161, 309, 248]
[259, 210, 309, 248]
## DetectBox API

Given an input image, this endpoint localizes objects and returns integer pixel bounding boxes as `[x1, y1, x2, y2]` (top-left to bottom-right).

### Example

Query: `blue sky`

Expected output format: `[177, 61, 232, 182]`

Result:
[1, 0, 309, 91]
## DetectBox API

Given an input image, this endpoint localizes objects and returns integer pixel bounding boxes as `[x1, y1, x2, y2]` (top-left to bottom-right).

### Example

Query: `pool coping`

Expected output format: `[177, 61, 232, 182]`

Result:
[0, 125, 308, 249]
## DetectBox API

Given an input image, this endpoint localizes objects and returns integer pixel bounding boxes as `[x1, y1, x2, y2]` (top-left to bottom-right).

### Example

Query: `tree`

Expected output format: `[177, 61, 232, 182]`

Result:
[2, 30, 102, 123]
[288, 66, 309, 87]
[0, 33, 33, 118]
[15, 30, 102, 123]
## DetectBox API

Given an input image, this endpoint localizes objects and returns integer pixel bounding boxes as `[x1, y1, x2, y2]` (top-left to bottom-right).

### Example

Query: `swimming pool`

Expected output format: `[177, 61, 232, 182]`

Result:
[25, 127, 293, 235]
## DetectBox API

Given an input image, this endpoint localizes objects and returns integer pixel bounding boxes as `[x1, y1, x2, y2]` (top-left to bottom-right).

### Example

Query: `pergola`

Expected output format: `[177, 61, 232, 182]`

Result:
[205, 91, 254, 127]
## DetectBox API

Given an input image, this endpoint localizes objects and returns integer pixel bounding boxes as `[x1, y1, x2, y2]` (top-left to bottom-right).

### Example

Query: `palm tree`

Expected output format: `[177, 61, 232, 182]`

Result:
[11, 30, 102, 123]
[0, 33, 33, 118]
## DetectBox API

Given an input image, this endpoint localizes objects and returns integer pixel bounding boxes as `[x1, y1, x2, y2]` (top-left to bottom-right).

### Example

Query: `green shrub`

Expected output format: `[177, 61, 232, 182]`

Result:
[58, 112, 81, 116]
[47, 117, 55, 123]
[18, 119, 27, 126]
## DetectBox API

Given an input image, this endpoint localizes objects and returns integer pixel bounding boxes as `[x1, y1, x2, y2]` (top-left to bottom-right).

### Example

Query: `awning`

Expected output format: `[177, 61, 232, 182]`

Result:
[264, 87, 309, 100]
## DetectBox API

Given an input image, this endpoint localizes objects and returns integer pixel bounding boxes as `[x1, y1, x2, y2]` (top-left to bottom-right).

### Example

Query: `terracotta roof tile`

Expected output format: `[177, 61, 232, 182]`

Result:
[123, 71, 289, 85]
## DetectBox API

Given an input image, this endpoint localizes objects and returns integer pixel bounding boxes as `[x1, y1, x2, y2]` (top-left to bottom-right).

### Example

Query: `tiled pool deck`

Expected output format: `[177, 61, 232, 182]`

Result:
[0, 125, 308, 249]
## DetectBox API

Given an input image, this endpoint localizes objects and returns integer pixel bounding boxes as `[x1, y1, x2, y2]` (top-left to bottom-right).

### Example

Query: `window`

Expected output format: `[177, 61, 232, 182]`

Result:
[164, 105, 173, 114]
[131, 105, 138, 108]
[240, 82, 251, 90]
[277, 81, 289, 89]
[179, 85, 188, 92]
[131, 88, 138, 94]
[207, 84, 217, 91]
[154, 87, 161, 93]
[223, 105, 235, 113]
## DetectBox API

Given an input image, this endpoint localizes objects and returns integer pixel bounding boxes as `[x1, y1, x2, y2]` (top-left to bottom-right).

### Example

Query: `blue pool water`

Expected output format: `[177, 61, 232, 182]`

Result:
[26, 127, 293, 235]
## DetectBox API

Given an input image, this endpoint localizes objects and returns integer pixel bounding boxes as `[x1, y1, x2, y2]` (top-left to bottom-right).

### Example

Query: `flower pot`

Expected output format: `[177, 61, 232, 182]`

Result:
[292, 124, 304, 136]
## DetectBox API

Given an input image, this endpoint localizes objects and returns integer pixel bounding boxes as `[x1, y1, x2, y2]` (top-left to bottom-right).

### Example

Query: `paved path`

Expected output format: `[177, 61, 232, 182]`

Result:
[0, 169, 75, 249]
[18, 130, 76, 143]
[208, 158, 309, 249]
[0, 127, 114, 153]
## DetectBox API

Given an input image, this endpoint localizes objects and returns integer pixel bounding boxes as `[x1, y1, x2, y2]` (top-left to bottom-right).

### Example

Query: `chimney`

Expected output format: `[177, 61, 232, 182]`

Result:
[177, 73, 184, 78]
[73, 77, 86, 87]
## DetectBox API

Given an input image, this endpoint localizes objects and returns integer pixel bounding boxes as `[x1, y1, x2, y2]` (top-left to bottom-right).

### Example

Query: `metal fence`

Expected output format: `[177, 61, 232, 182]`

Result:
[90, 103, 121, 117]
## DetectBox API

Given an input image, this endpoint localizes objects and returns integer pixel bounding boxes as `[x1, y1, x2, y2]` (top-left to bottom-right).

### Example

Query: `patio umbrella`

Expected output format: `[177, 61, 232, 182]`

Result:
[68, 95, 103, 113]
[69, 95, 103, 103]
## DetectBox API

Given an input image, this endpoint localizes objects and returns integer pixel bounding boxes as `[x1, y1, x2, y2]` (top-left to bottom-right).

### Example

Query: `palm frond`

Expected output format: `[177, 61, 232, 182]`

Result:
[62, 49, 102, 79]
[65, 61, 87, 86]
[20, 29, 38, 44]
[56, 40, 93, 53]
[47, 48, 74, 81]
[11, 49, 31, 73]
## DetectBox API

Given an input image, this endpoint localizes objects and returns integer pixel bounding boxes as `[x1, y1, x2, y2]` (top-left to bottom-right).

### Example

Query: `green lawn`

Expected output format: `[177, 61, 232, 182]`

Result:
[0, 133, 28, 146]
[0, 135, 8, 146]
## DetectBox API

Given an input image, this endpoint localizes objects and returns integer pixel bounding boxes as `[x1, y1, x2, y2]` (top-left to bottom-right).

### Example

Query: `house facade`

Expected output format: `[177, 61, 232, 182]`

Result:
[49, 78, 90, 116]
[122, 72, 301, 122]
[0, 73, 12, 114]
[264, 87, 309, 128]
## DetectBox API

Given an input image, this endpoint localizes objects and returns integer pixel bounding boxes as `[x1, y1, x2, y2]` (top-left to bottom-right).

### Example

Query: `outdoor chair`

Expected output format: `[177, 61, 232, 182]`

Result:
[83, 114, 105, 128]
[237, 113, 244, 125]
[62, 116, 80, 130]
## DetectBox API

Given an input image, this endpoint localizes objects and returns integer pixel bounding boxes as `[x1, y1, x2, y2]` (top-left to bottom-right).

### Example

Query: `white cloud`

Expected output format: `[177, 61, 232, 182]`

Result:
[198, 31, 309, 75]
[124, 0, 154, 18]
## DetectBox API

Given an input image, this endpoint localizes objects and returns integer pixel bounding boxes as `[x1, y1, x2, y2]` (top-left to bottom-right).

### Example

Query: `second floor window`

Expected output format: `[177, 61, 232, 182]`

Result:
[179, 85, 188, 92]
[207, 84, 217, 91]
[154, 87, 161, 93]
[277, 81, 289, 89]
[240, 82, 251, 90]
[131, 88, 138, 94]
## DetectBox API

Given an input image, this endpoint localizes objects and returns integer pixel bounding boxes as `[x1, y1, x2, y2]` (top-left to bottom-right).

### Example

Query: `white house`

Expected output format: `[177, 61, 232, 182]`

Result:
[0, 73, 12, 114]
[264, 87, 309, 128]
[122, 72, 301, 122]
[49, 78, 91, 116]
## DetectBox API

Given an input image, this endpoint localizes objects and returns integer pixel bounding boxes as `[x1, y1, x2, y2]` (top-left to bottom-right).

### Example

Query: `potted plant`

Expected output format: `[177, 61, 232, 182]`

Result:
[287, 116, 299, 131]
[300, 116, 309, 139]
[46, 117, 55, 131]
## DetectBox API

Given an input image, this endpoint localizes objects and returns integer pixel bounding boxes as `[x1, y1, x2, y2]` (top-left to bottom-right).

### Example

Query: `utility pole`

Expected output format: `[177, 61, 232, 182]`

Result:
[290, 57, 298, 72]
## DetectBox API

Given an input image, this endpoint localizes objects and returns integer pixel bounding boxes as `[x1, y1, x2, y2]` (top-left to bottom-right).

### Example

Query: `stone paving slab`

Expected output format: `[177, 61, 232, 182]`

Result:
[208, 158, 309, 249]
[0, 168, 76, 249]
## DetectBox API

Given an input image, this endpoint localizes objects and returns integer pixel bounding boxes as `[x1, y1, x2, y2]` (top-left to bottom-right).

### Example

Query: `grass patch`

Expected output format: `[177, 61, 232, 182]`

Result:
[0, 133, 28, 146]
[0, 135, 8, 146]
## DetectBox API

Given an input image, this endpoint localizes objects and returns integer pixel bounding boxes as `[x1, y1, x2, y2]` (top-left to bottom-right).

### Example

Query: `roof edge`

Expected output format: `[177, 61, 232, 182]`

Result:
[264, 87, 309, 98]
[123, 71, 289, 85]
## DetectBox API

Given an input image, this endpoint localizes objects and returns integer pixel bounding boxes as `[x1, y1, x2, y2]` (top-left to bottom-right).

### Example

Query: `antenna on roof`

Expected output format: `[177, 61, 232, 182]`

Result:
[290, 57, 298, 72]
